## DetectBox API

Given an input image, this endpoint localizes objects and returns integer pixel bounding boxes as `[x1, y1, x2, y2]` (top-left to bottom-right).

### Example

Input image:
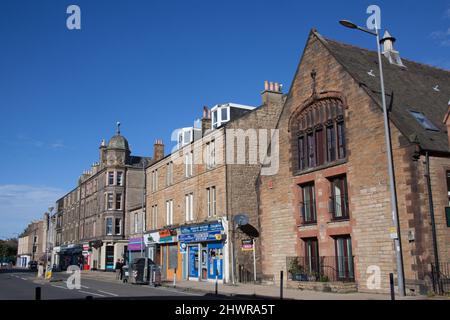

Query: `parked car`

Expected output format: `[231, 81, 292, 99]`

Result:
[28, 261, 38, 271]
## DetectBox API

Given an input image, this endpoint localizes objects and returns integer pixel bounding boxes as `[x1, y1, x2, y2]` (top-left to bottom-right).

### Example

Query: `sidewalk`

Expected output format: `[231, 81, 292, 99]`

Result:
[79, 270, 447, 300]
[162, 280, 433, 300]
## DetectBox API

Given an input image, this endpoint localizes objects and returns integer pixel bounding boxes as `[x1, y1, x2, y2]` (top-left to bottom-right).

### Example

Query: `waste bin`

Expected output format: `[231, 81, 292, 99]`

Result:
[149, 264, 162, 287]
[122, 265, 129, 283]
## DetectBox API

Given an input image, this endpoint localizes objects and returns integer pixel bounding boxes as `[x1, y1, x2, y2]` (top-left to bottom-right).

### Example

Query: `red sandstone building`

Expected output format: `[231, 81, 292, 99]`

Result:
[258, 29, 450, 294]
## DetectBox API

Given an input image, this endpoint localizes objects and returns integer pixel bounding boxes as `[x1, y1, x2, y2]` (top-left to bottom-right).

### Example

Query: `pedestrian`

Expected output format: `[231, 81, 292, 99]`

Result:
[115, 259, 121, 280]
[119, 259, 125, 280]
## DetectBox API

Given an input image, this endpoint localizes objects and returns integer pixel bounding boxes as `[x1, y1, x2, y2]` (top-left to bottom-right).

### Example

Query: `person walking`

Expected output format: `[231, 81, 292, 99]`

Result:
[119, 259, 125, 280]
[114, 259, 121, 280]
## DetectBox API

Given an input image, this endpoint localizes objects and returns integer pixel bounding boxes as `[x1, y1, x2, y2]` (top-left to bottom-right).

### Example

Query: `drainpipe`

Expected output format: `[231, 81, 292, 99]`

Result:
[424, 151, 441, 294]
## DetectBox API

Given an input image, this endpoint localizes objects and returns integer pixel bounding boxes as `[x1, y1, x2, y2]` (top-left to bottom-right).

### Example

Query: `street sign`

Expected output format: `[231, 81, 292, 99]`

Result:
[241, 239, 254, 251]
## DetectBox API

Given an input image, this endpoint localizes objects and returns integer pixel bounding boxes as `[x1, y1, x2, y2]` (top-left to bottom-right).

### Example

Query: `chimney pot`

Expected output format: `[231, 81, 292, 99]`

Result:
[274, 82, 279, 92]
[264, 80, 269, 91]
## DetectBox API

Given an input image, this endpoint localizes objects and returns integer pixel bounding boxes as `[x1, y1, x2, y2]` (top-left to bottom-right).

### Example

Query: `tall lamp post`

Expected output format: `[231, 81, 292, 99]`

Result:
[339, 19, 406, 296]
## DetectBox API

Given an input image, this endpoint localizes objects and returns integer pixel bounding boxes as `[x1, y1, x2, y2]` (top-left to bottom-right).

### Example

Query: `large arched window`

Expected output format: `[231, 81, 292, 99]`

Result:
[291, 97, 346, 173]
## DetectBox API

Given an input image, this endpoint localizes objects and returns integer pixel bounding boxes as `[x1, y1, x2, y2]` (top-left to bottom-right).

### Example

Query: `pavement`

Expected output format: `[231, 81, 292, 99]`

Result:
[78, 270, 445, 300]
[2, 268, 447, 300]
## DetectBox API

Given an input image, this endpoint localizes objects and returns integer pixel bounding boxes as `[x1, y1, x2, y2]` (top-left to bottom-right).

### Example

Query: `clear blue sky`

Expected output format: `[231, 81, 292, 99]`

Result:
[0, 0, 449, 238]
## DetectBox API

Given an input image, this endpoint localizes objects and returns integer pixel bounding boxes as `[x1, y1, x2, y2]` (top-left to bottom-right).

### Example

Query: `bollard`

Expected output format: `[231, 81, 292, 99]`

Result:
[280, 271, 283, 300]
[215, 267, 219, 295]
[173, 268, 177, 288]
[35, 287, 41, 301]
[389, 273, 395, 300]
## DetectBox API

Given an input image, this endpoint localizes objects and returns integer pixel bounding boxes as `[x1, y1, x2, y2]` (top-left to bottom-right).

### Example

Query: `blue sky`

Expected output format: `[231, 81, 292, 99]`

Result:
[0, 0, 449, 239]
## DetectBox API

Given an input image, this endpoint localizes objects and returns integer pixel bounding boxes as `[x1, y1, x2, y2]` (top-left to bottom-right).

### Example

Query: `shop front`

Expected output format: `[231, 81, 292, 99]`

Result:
[178, 221, 225, 282]
[58, 244, 83, 271]
[81, 244, 91, 270]
[158, 229, 180, 281]
[127, 237, 145, 264]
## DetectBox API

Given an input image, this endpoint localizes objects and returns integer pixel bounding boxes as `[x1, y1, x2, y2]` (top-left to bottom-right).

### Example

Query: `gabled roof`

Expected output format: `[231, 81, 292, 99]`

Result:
[313, 30, 450, 153]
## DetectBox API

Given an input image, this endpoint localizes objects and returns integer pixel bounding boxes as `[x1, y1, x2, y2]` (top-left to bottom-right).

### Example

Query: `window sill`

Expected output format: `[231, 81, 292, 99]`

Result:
[329, 217, 350, 223]
[299, 221, 317, 227]
[294, 158, 348, 176]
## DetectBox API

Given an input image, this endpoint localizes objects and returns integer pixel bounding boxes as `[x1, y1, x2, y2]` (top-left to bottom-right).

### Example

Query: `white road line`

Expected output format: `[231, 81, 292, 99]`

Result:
[20, 277, 27, 280]
[155, 287, 202, 296]
[79, 290, 105, 297]
[51, 284, 68, 290]
[80, 285, 90, 289]
[97, 290, 119, 297]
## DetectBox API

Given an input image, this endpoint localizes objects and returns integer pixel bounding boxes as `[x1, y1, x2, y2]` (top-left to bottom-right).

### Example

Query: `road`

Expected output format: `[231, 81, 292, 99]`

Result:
[0, 269, 210, 300]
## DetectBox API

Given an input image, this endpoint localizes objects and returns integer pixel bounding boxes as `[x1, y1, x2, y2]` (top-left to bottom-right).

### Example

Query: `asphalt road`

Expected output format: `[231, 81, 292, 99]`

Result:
[0, 269, 207, 300]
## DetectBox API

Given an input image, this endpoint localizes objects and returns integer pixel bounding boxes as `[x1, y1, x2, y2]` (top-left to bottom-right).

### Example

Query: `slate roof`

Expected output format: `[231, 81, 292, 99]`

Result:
[314, 30, 450, 154]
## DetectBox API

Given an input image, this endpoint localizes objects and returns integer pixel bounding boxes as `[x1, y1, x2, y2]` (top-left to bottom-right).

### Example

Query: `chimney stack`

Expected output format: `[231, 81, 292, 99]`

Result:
[99, 139, 107, 165]
[261, 80, 283, 104]
[201, 106, 211, 136]
[153, 139, 164, 161]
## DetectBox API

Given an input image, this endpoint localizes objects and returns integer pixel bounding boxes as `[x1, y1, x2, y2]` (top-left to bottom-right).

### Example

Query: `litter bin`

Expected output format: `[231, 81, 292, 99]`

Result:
[122, 265, 129, 283]
[149, 264, 162, 287]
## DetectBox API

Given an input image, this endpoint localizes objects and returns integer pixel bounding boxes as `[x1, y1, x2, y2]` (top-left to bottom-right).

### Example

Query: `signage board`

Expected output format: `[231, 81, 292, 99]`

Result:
[180, 222, 223, 234]
[241, 239, 254, 251]
[128, 237, 144, 251]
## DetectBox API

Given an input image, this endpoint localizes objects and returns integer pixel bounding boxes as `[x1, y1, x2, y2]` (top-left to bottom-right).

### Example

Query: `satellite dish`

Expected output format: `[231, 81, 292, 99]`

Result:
[234, 214, 249, 226]
[239, 223, 259, 238]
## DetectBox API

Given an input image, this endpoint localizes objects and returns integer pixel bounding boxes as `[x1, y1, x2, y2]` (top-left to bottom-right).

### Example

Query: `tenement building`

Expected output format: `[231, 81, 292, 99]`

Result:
[143, 84, 285, 283]
[54, 124, 150, 271]
[16, 214, 48, 267]
[258, 29, 450, 294]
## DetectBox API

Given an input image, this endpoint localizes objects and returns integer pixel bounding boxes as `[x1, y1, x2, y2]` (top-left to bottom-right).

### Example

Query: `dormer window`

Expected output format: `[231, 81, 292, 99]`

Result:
[177, 127, 201, 149]
[211, 105, 230, 129]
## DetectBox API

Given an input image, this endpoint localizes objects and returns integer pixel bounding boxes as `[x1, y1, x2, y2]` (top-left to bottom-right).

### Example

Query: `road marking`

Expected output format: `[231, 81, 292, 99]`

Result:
[20, 277, 27, 280]
[51, 284, 68, 290]
[155, 287, 202, 296]
[79, 290, 105, 297]
[80, 285, 90, 289]
[97, 290, 119, 297]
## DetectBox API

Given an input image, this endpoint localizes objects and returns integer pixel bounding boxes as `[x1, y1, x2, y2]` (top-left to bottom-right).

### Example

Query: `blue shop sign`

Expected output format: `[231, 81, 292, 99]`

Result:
[180, 222, 223, 234]
[179, 222, 224, 243]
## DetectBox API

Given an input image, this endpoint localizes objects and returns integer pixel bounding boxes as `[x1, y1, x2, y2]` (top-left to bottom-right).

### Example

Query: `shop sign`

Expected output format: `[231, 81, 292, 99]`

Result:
[241, 239, 254, 251]
[178, 231, 222, 243]
[128, 237, 144, 251]
[144, 232, 160, 245]
[180, 222, 223, 235]
[159, 229, 177, 243]
[179, 242, 187, 253]
[89, 240, 103, 249]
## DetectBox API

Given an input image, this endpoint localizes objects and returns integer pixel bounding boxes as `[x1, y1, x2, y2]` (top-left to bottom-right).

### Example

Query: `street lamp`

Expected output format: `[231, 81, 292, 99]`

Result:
[339, 19, 406, 297]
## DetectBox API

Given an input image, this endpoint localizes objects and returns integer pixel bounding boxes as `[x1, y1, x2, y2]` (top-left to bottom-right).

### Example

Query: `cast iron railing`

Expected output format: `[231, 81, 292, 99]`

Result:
[287, 256, 355, 282]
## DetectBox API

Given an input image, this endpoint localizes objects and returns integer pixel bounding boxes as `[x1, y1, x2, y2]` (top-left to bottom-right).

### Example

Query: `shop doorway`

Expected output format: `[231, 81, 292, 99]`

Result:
[188, 245, 199, 278]
[200, 245, 208, 280]
[207, 243, 223, 280]
[105, 246, 114, 271]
